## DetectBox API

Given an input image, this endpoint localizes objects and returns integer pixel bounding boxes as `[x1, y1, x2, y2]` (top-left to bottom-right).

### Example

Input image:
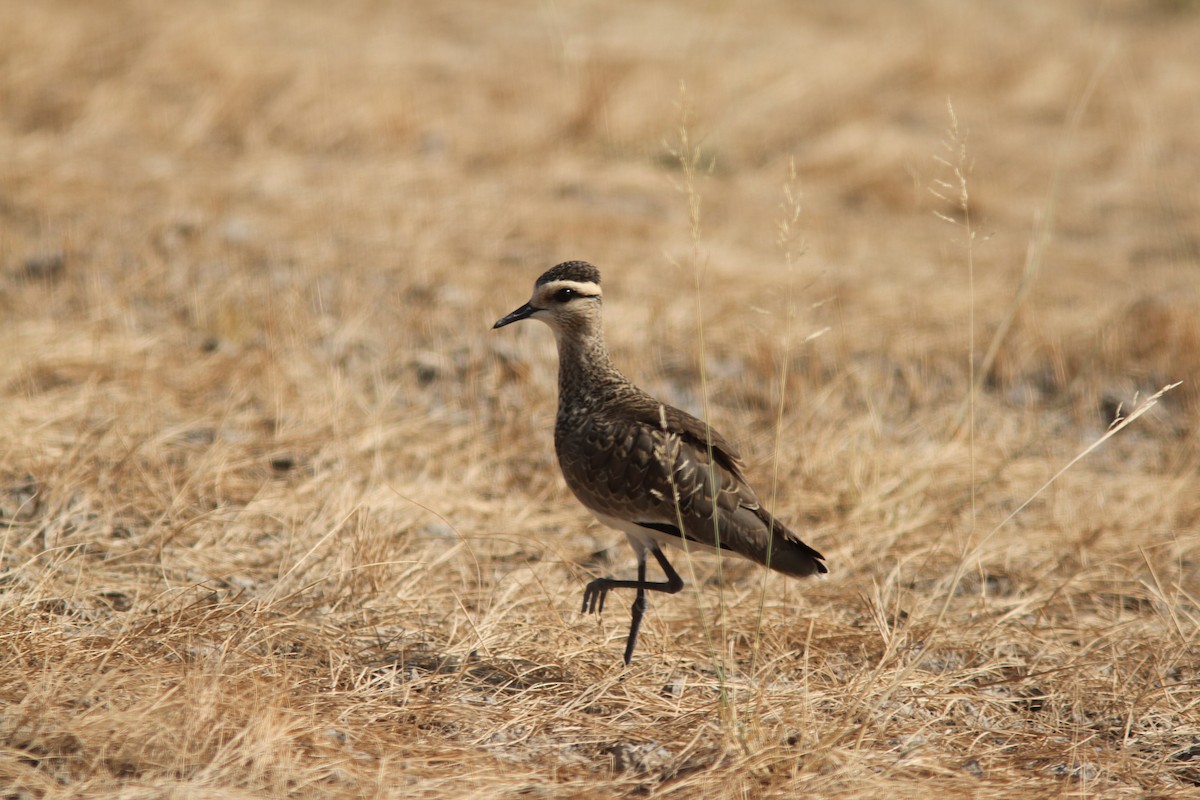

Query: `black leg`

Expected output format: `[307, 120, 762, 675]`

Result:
[581, 546, 684, 614]
[624, 558, 648, 665]
[649, 546, 684, 593]
[580, 546, 684, 664]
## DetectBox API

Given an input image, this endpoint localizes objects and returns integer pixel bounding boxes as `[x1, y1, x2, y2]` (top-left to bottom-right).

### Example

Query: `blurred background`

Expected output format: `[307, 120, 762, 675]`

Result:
[1, 1, 1197, 796]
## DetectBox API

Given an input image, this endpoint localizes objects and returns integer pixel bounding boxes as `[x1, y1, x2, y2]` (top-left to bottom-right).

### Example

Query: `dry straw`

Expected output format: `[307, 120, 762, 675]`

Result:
[2, 1, 1198, 798]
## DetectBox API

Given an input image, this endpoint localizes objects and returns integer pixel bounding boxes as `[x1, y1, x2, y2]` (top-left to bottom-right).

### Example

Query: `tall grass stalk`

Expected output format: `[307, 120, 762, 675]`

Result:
[664, 82, 734, 721]
[752, 158, 804, 676]
[958, 44, 1116, 426]
[932, 99, 978, 542]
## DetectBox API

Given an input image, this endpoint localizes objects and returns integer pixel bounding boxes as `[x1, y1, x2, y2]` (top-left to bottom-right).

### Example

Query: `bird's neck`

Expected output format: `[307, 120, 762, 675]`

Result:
[553, 327, 625, 406]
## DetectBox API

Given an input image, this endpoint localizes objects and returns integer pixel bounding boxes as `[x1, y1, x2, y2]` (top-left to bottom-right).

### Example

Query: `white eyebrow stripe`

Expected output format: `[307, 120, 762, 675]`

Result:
[539, 279, 602, 297]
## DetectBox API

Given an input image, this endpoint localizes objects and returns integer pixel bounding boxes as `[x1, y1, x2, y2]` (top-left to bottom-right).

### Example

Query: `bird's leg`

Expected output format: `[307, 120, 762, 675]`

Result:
[581, 546, 684, 614]
[580, 546, 685, 664]
[624, 556, 648, 665]
[649, 546, 684, 593]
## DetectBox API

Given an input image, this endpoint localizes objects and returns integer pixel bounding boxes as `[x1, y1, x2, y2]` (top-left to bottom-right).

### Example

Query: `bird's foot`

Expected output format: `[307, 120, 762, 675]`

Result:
[582, 578, 613, 614]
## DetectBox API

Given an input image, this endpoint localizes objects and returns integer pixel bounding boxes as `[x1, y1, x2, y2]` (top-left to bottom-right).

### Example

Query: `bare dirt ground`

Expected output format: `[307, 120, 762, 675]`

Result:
[2, 1, 1198, 797]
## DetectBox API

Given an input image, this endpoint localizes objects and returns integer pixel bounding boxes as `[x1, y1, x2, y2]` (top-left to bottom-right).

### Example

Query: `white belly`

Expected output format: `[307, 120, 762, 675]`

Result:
[590, 511, 722, 558]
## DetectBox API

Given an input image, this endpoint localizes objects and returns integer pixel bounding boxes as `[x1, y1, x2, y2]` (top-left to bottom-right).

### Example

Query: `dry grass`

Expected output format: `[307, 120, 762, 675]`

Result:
[2, 0, 1199, 797]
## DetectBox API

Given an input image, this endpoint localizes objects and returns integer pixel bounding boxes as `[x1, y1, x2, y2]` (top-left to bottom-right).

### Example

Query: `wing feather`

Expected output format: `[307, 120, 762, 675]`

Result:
[556, 394, 825, 577]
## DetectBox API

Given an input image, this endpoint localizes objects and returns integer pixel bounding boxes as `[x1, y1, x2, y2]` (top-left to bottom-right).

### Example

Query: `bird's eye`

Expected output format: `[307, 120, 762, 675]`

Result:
[553, 288, 576, 303]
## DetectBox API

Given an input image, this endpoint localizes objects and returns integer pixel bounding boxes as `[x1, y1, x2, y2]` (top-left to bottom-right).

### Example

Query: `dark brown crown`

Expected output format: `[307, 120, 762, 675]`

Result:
[536, 261, 601, 287]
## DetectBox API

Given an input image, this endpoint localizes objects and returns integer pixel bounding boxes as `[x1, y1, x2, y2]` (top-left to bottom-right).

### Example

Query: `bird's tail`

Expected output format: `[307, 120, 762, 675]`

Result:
[760, 513, 827, 577]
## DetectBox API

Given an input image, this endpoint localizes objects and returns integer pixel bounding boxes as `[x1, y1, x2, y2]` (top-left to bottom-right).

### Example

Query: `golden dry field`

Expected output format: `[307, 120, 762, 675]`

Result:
[2, 1, 1199, 797]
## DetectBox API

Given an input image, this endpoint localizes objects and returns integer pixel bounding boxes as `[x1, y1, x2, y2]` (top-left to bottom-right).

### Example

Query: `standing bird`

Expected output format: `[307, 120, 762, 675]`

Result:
[494, 261, 826, 664]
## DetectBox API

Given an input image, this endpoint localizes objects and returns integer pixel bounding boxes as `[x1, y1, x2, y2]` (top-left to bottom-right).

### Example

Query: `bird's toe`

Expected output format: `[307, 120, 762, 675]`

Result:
[582, 579, 611, 615]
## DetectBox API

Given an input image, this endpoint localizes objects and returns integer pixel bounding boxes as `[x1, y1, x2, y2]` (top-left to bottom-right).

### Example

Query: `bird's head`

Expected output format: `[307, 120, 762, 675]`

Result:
[493, 260, 604, 337]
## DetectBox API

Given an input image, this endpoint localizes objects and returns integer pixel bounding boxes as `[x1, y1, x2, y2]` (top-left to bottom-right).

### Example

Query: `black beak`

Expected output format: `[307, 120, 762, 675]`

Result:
[493, 302, 537, 329]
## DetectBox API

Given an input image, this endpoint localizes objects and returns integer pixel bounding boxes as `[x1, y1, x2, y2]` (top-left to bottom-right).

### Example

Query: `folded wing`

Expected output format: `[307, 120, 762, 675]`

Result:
[558, 396, 826, 578]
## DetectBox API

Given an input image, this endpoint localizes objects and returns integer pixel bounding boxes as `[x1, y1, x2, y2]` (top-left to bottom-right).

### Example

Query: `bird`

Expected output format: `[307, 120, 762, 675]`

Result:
[493, 261, 826, 664]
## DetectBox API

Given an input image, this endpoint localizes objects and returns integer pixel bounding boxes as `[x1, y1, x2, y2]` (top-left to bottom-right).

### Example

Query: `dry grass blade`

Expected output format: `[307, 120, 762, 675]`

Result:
[2, 1, 1198, 797]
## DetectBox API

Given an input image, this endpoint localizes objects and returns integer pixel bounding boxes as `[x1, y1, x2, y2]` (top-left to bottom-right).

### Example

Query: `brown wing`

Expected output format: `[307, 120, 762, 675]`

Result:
[557, 396, 826, 577]
[651, 402, 749, 484]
